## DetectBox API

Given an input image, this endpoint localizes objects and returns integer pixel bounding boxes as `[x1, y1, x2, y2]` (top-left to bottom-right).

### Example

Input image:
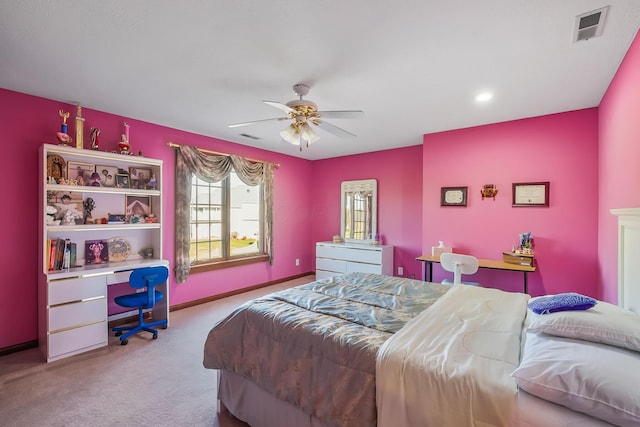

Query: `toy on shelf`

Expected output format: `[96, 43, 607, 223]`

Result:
[119, 123, 131, 155]
[90, 172, 101, 186]
[89, 127, 100, 150]
[56, 109, 72, 145]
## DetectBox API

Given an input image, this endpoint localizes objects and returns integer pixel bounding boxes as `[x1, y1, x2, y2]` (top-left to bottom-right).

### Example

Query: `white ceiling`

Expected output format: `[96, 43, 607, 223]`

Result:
[1, 1, 639, 160]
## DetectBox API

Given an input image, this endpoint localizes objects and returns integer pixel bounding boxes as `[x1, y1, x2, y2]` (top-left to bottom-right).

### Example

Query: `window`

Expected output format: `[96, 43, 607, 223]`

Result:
[189, 171, 265, 268]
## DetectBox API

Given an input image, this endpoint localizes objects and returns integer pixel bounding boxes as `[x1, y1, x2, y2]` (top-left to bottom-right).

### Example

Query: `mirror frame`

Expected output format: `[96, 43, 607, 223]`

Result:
[340, 179, 377, 243]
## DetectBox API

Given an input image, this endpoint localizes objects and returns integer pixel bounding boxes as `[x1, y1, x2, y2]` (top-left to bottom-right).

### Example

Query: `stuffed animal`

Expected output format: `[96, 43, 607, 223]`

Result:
[46, 205, 59, 225]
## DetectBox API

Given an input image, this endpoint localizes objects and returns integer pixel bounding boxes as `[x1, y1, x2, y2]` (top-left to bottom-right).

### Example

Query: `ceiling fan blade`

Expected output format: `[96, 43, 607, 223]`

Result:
[314, 119, 357, 138]
[263, 101, 295, 114]
[228, 117, 288, 128]
[317, 110, 365, 119]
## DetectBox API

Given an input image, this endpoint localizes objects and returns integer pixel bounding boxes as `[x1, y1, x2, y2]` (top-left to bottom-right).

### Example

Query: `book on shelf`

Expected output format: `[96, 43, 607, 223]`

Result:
[48, 239, 57, 271]
[47, 238, 76, 270]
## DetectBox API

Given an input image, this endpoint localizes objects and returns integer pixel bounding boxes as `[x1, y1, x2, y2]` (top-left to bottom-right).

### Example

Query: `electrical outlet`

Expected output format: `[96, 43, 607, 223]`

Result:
[295, 258, 300, 266]
[398, 267, 404, 276]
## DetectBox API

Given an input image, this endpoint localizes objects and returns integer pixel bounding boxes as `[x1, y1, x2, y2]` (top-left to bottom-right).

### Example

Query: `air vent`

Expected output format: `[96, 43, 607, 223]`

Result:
[573, 6, 608, 42]
[239, 133, 260, 140]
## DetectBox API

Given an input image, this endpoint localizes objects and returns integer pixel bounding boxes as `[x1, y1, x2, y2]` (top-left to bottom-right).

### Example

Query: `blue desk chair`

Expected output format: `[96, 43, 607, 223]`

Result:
[112, 266, 169, 345]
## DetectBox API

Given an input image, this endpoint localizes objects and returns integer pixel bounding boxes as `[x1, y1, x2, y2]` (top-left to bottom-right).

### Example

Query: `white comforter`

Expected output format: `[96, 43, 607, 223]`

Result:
[376, 284, 530, 427]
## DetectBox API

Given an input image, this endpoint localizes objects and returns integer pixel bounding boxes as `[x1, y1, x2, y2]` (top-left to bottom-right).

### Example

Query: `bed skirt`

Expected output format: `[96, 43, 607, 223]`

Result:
[218, 370, 332, 427]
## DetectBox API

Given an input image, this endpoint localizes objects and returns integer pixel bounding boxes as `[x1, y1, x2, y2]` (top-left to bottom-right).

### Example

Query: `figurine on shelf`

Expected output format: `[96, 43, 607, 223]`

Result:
[90, 172, 101, 187]
[83, 197, 95, 224]
[46, 205, 60, 225]
[119, 123, 131, 155]
[147, 174, 157, 190]
[89, 127, 100, 150]
[145, 213, 158, 223]
[56, 109, 72, 145]
[62, 208, 83, 225]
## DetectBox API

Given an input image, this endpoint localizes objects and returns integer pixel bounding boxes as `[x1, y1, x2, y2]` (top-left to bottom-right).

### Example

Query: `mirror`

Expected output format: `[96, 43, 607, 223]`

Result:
[341, 179, 377, 243]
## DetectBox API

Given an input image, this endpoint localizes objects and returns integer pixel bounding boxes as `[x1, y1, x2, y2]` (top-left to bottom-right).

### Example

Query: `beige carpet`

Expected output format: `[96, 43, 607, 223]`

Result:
[0, 276, 314, 427]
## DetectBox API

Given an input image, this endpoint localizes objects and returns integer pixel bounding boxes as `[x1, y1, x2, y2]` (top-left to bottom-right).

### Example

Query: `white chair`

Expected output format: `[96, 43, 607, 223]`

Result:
[440, 253, 479, 285]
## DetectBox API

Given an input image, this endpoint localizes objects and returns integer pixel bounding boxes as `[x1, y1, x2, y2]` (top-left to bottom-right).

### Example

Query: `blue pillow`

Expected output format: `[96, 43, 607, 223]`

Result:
[528, 293, 597, 315]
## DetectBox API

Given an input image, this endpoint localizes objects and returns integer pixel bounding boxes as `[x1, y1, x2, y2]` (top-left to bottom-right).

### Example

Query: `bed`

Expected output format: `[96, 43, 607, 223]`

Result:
[203, 270, 640, 427]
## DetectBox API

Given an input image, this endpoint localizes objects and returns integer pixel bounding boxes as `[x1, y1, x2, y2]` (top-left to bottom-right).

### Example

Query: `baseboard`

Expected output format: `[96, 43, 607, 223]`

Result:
[0, 339, 38, 357]
[169, 271, 315, 311]
[1, 271, 316, 356]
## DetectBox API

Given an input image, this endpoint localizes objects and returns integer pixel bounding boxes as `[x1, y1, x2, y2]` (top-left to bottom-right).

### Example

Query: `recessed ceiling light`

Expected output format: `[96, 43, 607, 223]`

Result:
[475, 92, 493, 103]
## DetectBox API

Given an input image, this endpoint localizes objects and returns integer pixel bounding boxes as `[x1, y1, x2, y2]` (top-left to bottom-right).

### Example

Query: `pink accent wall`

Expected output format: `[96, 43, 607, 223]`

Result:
[598, 30, 640, 303]
[422, 109, 600, 296]
[1, 89, 313, 349]
[310, 145, 424, 279]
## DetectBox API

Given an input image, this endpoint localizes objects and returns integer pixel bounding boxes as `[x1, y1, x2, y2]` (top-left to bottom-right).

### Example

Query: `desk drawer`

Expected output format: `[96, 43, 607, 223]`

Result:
[48, 321, 107, 359]
[49, 276, 106, 306]
[49, 298, 107, 332]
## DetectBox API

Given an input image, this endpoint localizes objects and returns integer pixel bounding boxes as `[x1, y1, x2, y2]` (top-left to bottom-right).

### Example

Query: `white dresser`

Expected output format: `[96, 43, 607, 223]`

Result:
[315, 241, 394, 279]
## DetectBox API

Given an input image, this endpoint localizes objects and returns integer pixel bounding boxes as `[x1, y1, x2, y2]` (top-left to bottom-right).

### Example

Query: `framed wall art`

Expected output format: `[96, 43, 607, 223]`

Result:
[512, 182, 549, 207]
[440, 186, 468, 206]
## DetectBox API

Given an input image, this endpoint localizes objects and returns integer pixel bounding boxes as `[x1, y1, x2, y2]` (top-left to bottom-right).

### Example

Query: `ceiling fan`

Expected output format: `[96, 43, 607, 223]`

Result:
[228, 83, 364, 150]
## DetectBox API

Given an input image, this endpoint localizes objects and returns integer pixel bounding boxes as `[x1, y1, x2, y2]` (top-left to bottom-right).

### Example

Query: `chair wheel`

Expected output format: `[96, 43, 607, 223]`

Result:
[115, 331, 123, 337]
[152, 333, 158, 340]
[120, 339, 128, 345]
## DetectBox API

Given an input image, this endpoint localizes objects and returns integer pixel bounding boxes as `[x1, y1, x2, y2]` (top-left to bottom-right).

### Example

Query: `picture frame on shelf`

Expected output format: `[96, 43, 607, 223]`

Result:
[67, 161, 95, 186]
[85, 239, 109, 265]
[46, 154, 66, 182]
[125, 195, 151, 223]
[440, 186, 468, 206]
[512, 182, 550, 207]
[115, 173, 130, 188]
[129, 167, 152, 189]
[95, 165, 118, 187]
[47, 191, 83, 222]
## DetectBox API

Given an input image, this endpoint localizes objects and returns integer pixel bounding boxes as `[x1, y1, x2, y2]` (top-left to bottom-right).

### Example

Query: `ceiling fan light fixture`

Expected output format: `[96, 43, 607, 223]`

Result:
[280, 123, 301, 145]
[300, 122, 319, 145]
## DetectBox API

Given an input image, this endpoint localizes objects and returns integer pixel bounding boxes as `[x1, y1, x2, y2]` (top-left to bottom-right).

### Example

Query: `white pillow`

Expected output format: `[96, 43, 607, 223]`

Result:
[526, 298, 640, 352]
[512, 333, 640, 426]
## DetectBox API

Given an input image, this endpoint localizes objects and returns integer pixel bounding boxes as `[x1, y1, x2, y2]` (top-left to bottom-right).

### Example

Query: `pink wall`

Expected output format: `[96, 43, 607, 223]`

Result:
[311, 145, 424, 279]
[1, 89, 313, 349]
[422, 109, 600, 297]
[598, 29, 640, 303]
[2, 30, 638, 350]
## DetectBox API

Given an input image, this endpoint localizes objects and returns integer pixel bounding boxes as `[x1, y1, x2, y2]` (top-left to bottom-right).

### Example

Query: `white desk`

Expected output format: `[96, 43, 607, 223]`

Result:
[39, 259, 170, 362]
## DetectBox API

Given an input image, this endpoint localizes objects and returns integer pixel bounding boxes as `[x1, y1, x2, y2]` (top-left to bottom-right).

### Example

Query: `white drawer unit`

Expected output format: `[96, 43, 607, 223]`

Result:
[315, 241, 393, 279]
[42, 275, 108, 362]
